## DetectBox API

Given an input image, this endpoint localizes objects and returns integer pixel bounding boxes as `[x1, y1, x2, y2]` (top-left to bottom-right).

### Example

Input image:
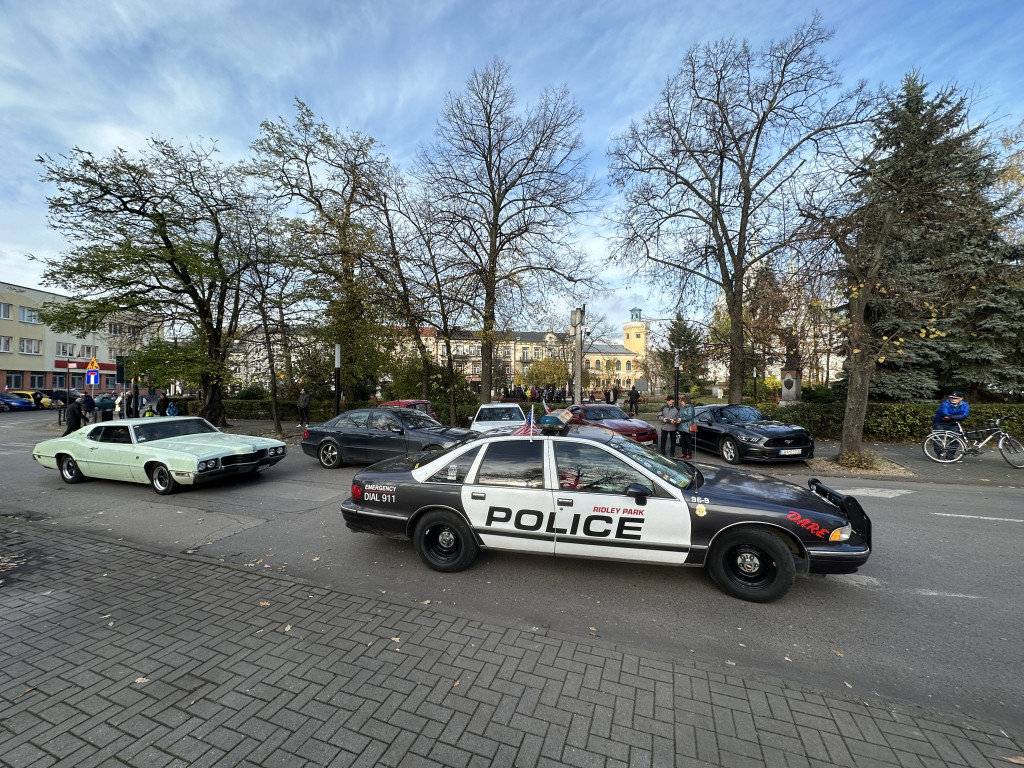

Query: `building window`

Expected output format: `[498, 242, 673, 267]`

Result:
[501, 346, 511, 358]
[626, 361, 632, 371]
[53, 373, 66, 389]
[79, 345, 96, 358]
[19, 306, 42, 324]
[636, 333, 641, 339]
[19, 338, 42, 355]
[104, 374, 117, 389]
[0, 336, 11, 353]
[456, 344, 464, 355]
[30, 372, 45, 388]
[0, 303, 11, 320]
[6, 373, 23, 389]
[615, 360, 622, 371]
[584, 359, 591, 370]
[472, 364, 480, 375]
[71, 374, 84, 389]
[57, 342, 76, 357]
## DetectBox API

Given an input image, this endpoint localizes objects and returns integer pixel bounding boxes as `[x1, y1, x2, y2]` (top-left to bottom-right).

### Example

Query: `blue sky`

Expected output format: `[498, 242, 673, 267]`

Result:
[2, 0, 1022, 329]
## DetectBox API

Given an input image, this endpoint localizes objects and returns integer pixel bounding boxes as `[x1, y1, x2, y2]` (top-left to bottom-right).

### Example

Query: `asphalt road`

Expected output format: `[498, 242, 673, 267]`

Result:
[3, 408, 1023, 736]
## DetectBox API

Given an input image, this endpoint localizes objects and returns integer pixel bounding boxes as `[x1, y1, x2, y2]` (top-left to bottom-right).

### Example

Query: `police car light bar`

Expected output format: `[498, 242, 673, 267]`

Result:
[538, 409, 572, 428]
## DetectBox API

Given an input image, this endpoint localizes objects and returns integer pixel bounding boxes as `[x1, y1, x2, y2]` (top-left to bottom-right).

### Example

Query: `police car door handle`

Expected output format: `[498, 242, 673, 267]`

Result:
[471, 492, 486, 500]
[557, 498, 573, 506]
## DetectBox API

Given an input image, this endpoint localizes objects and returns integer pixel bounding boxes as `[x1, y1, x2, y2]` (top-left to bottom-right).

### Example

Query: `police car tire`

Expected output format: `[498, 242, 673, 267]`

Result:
[707, 528, 795, 603]
[413, 510, 479, 572]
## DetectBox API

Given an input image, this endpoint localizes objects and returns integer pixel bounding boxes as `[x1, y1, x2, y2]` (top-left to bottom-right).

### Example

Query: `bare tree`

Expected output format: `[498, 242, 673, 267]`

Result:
[416, 58, 599, 403]
[608, 14, 873, 403]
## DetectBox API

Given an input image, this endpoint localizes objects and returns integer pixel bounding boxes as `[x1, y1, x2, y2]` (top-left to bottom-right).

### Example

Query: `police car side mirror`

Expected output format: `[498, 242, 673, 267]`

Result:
[625, 483, 653, 505]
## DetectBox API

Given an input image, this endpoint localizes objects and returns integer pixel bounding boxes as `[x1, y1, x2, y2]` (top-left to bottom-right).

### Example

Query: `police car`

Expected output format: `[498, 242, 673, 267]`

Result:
[340, 414, 871, 602]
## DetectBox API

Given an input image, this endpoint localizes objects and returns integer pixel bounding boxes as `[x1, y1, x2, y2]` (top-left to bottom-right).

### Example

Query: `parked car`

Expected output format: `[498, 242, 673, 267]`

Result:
[301, 407, 476, 469]
[469, 403, 527, 432]
[7, 389, 54, 409]
[39, 389, 68, 405]
[94, 393, 118, 411]
[692, 404, 814, 464]
[340, 424, 871, 602]
[32, 416, 287, 495]
[0, 392, 36, 411]
[378, 399, 437, 418]
[563, 403, 658, 445]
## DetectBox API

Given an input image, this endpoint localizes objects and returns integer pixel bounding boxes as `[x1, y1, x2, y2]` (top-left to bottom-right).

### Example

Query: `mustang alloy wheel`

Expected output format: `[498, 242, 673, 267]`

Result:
[721, 437, 742, 464]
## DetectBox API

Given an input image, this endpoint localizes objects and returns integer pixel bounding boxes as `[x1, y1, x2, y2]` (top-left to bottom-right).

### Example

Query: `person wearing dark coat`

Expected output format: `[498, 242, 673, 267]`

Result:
[156, 391, 169, 417]
[62, 397, 85, 436]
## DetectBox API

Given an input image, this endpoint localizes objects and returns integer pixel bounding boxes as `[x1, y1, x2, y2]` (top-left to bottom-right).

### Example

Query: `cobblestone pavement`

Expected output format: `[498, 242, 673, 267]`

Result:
[2, 520, 1022, 768]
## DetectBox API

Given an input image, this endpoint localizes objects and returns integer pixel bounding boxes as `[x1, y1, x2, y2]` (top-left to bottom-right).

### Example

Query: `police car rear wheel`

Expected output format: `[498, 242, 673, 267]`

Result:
[414, 510, 479, 572]
[708, 528, 795, 602]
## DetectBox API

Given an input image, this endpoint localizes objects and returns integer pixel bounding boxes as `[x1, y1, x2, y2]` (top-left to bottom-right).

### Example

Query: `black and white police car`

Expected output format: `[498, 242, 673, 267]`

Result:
[340, 415, 871, 602]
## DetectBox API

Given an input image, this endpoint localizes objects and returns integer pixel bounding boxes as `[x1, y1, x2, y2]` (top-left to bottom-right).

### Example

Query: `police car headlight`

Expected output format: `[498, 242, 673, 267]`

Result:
[737, 435, 762, 443]
[829, 524, 852, 542]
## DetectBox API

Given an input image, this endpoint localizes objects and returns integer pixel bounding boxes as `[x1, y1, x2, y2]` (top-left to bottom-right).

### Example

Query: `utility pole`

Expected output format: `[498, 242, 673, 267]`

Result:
[570, 306, 585, 405]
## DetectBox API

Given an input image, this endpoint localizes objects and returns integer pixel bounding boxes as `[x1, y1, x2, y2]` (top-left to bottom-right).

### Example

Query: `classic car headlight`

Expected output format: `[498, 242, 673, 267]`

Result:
[737, 435, 763, 443]
[197, 459, 219, 471]
[271, 446, 286, 455]
[829, 524, 852, 542]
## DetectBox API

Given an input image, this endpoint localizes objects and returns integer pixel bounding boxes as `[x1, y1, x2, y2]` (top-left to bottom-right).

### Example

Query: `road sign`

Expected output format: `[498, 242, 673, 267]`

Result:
[86, 370, 99, 385]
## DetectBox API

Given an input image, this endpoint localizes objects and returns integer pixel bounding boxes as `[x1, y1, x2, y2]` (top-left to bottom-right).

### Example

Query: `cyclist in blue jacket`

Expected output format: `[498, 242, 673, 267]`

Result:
[932, 391, 969, 433]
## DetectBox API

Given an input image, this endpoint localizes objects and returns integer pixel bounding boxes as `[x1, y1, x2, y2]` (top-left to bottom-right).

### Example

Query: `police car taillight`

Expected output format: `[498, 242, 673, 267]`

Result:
[352, 483, 362, 500]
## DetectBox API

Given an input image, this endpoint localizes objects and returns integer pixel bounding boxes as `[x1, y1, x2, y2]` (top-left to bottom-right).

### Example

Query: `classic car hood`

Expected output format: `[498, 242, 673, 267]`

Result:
[151, 433, 279, 454]
[694, 462, 839, 517]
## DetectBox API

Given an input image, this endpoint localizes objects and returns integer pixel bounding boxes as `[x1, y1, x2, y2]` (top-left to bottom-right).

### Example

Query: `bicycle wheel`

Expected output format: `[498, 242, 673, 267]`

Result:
[998, 435, 1024, 468]
[922, 432, 966, 463]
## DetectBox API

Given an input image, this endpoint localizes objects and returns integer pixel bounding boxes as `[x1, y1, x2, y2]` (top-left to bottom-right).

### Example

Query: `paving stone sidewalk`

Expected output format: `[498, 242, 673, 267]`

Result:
[2, 521, 1022, 768]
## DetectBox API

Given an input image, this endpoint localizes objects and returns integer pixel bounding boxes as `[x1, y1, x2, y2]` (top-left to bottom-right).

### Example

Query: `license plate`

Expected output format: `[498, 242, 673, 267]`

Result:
[779, 448, 802, 456]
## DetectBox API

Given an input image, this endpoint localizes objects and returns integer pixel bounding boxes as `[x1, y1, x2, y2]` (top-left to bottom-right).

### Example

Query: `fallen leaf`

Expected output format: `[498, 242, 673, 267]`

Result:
[1000, 757, 1024, 765]
[784, 656, 792, 662]
[833, 650, 844, 658]
[312, 557, 321, 562]
[259, 601, 270, 607]
[845, 682, 853, 688]
[726, 660, 736, 666]
[420, 600, 431, 604]
[391, 637, 400, 643]
[134, 677, 149, 684]
[107, 621, 114, 627]
[452, 680, 460, 687]
[284, 624, 292, 632]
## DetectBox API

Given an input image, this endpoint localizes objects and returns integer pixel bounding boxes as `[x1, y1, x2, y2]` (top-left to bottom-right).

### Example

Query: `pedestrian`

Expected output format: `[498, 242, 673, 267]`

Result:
[657, 395, 681, 457]
[297, 387, 310, 428]
[81, 392, 95, 423]
[156, 391, 168, 417]
[627, 385, 640, 417]
[62, 397, 85, 436]
[32, 391, 43, 408]
[932, 391, 969, 433]
[676, 394, 696, 460]
[115, 391, 124, 417]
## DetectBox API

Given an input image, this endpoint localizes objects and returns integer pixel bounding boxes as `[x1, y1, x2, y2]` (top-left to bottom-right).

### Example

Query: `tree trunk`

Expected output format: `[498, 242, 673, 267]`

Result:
[200, 375, 227, 427]
[839, 294, 876, 456]
[727, 286, 745, 404]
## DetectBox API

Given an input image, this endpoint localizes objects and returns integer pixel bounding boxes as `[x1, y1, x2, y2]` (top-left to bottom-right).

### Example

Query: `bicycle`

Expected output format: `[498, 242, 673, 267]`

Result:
[922, 415, 1024, 468]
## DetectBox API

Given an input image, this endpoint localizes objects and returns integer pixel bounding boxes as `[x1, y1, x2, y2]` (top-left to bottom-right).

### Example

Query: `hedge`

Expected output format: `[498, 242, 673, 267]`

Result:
[756, 401, 1024, 442]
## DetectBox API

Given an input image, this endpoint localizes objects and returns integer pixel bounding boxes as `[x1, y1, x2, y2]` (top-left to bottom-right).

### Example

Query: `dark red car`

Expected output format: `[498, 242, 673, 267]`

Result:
[564, 404, 658, 446]
[378, 399, 437, 419]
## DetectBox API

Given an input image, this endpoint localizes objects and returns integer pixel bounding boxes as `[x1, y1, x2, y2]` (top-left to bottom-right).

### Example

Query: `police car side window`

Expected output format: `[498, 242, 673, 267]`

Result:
[475, 441, 544, 488]
[428, 446, 481, 484]
[554, 443, 650, 494]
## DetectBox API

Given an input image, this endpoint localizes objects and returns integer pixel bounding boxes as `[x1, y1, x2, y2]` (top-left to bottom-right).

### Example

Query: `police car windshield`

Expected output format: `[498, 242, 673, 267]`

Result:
[606, 436, 695, 489]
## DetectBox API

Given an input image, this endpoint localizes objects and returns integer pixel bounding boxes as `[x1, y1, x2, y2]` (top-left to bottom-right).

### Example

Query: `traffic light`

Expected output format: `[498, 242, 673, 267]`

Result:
[115, 356, 125, 384]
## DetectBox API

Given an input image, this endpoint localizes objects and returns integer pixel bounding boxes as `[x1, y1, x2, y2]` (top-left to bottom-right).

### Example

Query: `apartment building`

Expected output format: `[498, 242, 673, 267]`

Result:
[0, 282, 151, 393]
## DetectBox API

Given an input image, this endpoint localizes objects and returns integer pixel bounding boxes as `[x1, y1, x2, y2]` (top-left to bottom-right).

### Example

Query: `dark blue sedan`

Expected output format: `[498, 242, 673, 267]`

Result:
[0, 392, 36, 411]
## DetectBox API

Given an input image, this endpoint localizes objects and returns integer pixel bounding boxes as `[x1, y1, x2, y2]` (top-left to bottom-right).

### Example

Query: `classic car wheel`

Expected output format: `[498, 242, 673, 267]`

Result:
[59, 455, 84, 484]
[318, 441, 341, 469]
[150, 463, 178, 495]
[413, 510, 479, 572]
[707, 528, 795, 603]
[720, 436, 742, 464]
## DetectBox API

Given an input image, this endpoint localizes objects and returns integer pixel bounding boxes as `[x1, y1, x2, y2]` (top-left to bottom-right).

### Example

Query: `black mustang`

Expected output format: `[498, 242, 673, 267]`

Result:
[693, 405, 814, 464]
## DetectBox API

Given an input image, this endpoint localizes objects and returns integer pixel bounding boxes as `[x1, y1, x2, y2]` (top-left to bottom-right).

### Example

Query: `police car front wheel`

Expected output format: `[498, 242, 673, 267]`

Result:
[707, 528, 795, 602]
[414, 510, 479, 572]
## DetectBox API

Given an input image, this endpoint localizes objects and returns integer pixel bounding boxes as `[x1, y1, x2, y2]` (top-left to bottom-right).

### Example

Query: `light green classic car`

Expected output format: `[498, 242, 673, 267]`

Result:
[33, 416, 287, 495]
